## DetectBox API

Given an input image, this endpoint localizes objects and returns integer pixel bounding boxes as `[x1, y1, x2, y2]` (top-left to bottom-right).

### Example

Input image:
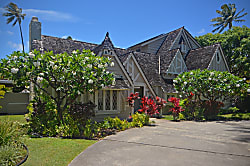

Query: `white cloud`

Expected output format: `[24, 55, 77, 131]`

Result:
[8, 41, 22, 51]
[198, 28, 205, 34]
[23, 9, 78, 22]
[7, 31, 14, 35]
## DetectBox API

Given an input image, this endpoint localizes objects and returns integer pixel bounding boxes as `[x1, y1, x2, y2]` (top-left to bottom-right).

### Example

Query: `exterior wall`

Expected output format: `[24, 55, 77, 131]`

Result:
[208, 51, 227, 71]
[167, 51, 187, 74]
[188, 38, 200, 49]
[0, 93, 29, 114]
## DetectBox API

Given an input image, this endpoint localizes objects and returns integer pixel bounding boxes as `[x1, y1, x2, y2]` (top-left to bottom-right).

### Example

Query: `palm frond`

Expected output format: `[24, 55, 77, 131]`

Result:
[212, 26, 223, 33]
[6, 16, 15, 24]
[2, 12, 13, 17]
[235, 12, 248, 19]
[234, 19, 246, 23]
[12, 19, 18, 26]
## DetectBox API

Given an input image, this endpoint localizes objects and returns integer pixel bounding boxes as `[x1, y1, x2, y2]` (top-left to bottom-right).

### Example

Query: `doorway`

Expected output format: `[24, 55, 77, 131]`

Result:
[134, 86, 144, 112]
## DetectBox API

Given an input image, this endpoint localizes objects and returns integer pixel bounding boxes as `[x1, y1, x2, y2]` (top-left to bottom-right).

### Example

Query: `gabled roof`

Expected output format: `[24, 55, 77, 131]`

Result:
[185, 44, 220, 70]
[93, 32, 115, 54]
[31, 35, 97, 54]
[156, 27, 183, 53]
[159, 49, 179, 73]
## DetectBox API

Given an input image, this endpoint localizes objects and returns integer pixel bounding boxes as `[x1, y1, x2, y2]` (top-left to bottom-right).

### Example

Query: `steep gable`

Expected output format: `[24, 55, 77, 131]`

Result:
[185, 44, 220, 70]
[165, 50, 187, 74]
[208, 46, 229, 72]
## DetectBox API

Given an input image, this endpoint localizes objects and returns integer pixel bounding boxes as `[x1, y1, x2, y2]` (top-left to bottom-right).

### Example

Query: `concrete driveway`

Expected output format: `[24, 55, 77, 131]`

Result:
[69, 119, 250, 166]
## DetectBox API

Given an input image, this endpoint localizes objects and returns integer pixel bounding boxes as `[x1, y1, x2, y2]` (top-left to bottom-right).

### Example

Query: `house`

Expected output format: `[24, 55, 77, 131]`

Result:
[29, 17, 229, 119]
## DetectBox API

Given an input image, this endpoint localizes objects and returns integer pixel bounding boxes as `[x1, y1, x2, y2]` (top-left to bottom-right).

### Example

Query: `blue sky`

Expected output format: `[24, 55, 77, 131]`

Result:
[0, 0, 249, 59]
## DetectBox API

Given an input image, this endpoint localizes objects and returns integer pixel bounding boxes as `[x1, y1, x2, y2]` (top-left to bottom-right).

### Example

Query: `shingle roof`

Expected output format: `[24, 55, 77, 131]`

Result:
[93, 32, 115, 54]
[106, 79, 129, 89]
[185, 44, 219, 70]
[156, 27, 182, 53]
[31, 35, 98, 54]
[159, 49, 179, 73]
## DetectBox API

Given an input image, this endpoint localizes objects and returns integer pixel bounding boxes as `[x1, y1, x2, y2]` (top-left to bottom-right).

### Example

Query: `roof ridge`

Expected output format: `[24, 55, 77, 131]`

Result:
[42, 35, 98, 46]
[190, 43, 220, 51]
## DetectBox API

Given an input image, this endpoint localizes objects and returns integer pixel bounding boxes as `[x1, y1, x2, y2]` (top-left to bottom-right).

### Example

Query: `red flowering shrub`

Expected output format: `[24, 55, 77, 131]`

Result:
[156, 96, 167, 110]
[168, 97, 184, 120]
[138, 96, 159, 116]
[127, 92, 139, 107]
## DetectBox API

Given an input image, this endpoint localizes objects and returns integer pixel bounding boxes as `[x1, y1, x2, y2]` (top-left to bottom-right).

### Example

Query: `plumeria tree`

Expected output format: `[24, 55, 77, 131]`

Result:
[0, 49, 115, 124]
[174, 69, 249, 119]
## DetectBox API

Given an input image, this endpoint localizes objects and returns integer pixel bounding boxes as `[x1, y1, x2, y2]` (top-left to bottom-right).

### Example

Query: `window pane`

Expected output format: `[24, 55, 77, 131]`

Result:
[105, 90, 110, 110]
[112, 91, 117, 110]
[98, 90, 103, 110]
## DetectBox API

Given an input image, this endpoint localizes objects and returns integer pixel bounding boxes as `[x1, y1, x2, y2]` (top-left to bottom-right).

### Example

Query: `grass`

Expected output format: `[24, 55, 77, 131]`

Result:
[0, 114, 26, 123]
[0, 115, 97, 166]
[162, 115, 174, 120]
[218, 113, 250, 120]
[23, 137, 96, 166]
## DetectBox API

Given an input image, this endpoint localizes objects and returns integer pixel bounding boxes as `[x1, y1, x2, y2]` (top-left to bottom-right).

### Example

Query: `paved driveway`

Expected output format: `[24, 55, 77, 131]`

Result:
[69, 119, 250, 166]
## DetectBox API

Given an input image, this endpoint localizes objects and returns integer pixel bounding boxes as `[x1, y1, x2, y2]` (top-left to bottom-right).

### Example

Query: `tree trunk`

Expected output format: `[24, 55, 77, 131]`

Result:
[19, 23, 25, 53]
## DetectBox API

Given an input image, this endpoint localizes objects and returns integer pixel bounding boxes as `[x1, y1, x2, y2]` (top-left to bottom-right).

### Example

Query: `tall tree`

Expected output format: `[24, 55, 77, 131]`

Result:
[3, 2, 26, 53]
[211, 3, 247, 33]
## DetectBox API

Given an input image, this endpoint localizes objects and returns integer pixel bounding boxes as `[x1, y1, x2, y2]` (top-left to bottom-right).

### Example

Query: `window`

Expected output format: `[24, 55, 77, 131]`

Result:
[216, 52, 220, 63]
[97, 90, 118, 111]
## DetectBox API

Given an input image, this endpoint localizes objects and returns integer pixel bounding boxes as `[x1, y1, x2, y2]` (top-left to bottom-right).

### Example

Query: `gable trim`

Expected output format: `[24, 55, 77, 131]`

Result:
[169, 28, 183, 50]
[219, 46, 230, 72]
[112, 51, 134, 86]
[141, 34, 167, 46]
[131, 53, 157, 97]
[183, 28, 201, 48]
[166, 49, 187, 74]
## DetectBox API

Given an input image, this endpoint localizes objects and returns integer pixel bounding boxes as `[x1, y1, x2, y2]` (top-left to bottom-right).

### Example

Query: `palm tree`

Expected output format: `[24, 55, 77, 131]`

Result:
[3, 2, 26, 53]
[211, 3, 247, 33]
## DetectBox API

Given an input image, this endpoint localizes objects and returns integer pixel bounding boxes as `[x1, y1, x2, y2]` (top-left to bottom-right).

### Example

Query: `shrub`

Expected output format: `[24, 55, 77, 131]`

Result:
[132, 112, 149, 127]
[174, 69, 249, 120]
[0, 120, 26, 165]
[168, 97, 184, 120]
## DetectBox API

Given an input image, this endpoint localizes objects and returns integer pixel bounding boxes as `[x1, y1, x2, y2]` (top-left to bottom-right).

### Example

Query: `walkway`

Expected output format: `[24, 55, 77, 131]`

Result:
[69, 119, 250, 166]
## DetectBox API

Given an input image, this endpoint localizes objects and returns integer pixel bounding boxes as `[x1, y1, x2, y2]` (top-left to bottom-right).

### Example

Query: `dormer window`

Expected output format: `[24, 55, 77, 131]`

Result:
[103, 49, 114, 57]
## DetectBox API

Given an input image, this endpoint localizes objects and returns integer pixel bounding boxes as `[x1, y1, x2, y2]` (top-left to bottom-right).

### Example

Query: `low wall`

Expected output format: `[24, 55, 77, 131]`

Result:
[0, 92, 29, 114]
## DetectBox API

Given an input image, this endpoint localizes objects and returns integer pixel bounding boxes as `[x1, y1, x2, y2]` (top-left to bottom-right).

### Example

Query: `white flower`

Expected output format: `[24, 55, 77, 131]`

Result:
[112, 79, 116, 85]
[104, 63, 108, 67]
[85, 57, 89, 60]
[179, 95, 182, 98]
[236, 84, 240, 87]
[88, 79, 93, 84]
[91, 52, 95, 55]
[53, 65, 58, 70]
[223, 79, 227, 82]
[173, 80, 177, 83]
[39, 73, 44, 76]
[98, 64, 103, 68]
[7, 61, 10, 64]
[29, 52, 35, 58]
[33, 62, 40, 67]
[40, 47, 44, 51]
[49, 61, 54, 66]
[247, 89, 250, 93]
[210, 72, 214, 76]
[37, 76, 43, 82]
[101, 84, 104, 88]
[110, 62, 114, 67]
[239, 79, 242, 82]
[25, 86, 29, 89]
[184, 82, 187, 85]
[243, 78, 246, 81]
[227, 86, 230, 88]
[87, 64, 92, 68]
[72, 50, 77, 54]
[208, 77, 212, 80]
[190, 72, 193, 75]
[89, 89, 93, 92]
[26, 72, 30, 76]
[11, 68, 19, 74]
[72, 72, 76, 76]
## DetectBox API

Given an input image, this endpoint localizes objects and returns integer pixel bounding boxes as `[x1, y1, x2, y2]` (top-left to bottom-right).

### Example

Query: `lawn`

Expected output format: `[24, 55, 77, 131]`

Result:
[0, 115, 97, 166]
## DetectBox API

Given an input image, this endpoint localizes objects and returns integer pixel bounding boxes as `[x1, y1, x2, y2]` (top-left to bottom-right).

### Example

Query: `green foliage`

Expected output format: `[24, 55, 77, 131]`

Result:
[1, 50, 114, 137]
[174, 69, 249, 101]
[0, 120, 26, 165]
[195, 26, 250, 79]
[132, 112, 150, 127]
[210, 3, 247, 33]
[0, 84, 5, 109]
[174, 69, 249, 120]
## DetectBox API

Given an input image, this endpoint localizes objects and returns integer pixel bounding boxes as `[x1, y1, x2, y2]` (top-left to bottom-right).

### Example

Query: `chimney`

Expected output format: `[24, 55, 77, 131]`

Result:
[29, 16, 41, 51]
